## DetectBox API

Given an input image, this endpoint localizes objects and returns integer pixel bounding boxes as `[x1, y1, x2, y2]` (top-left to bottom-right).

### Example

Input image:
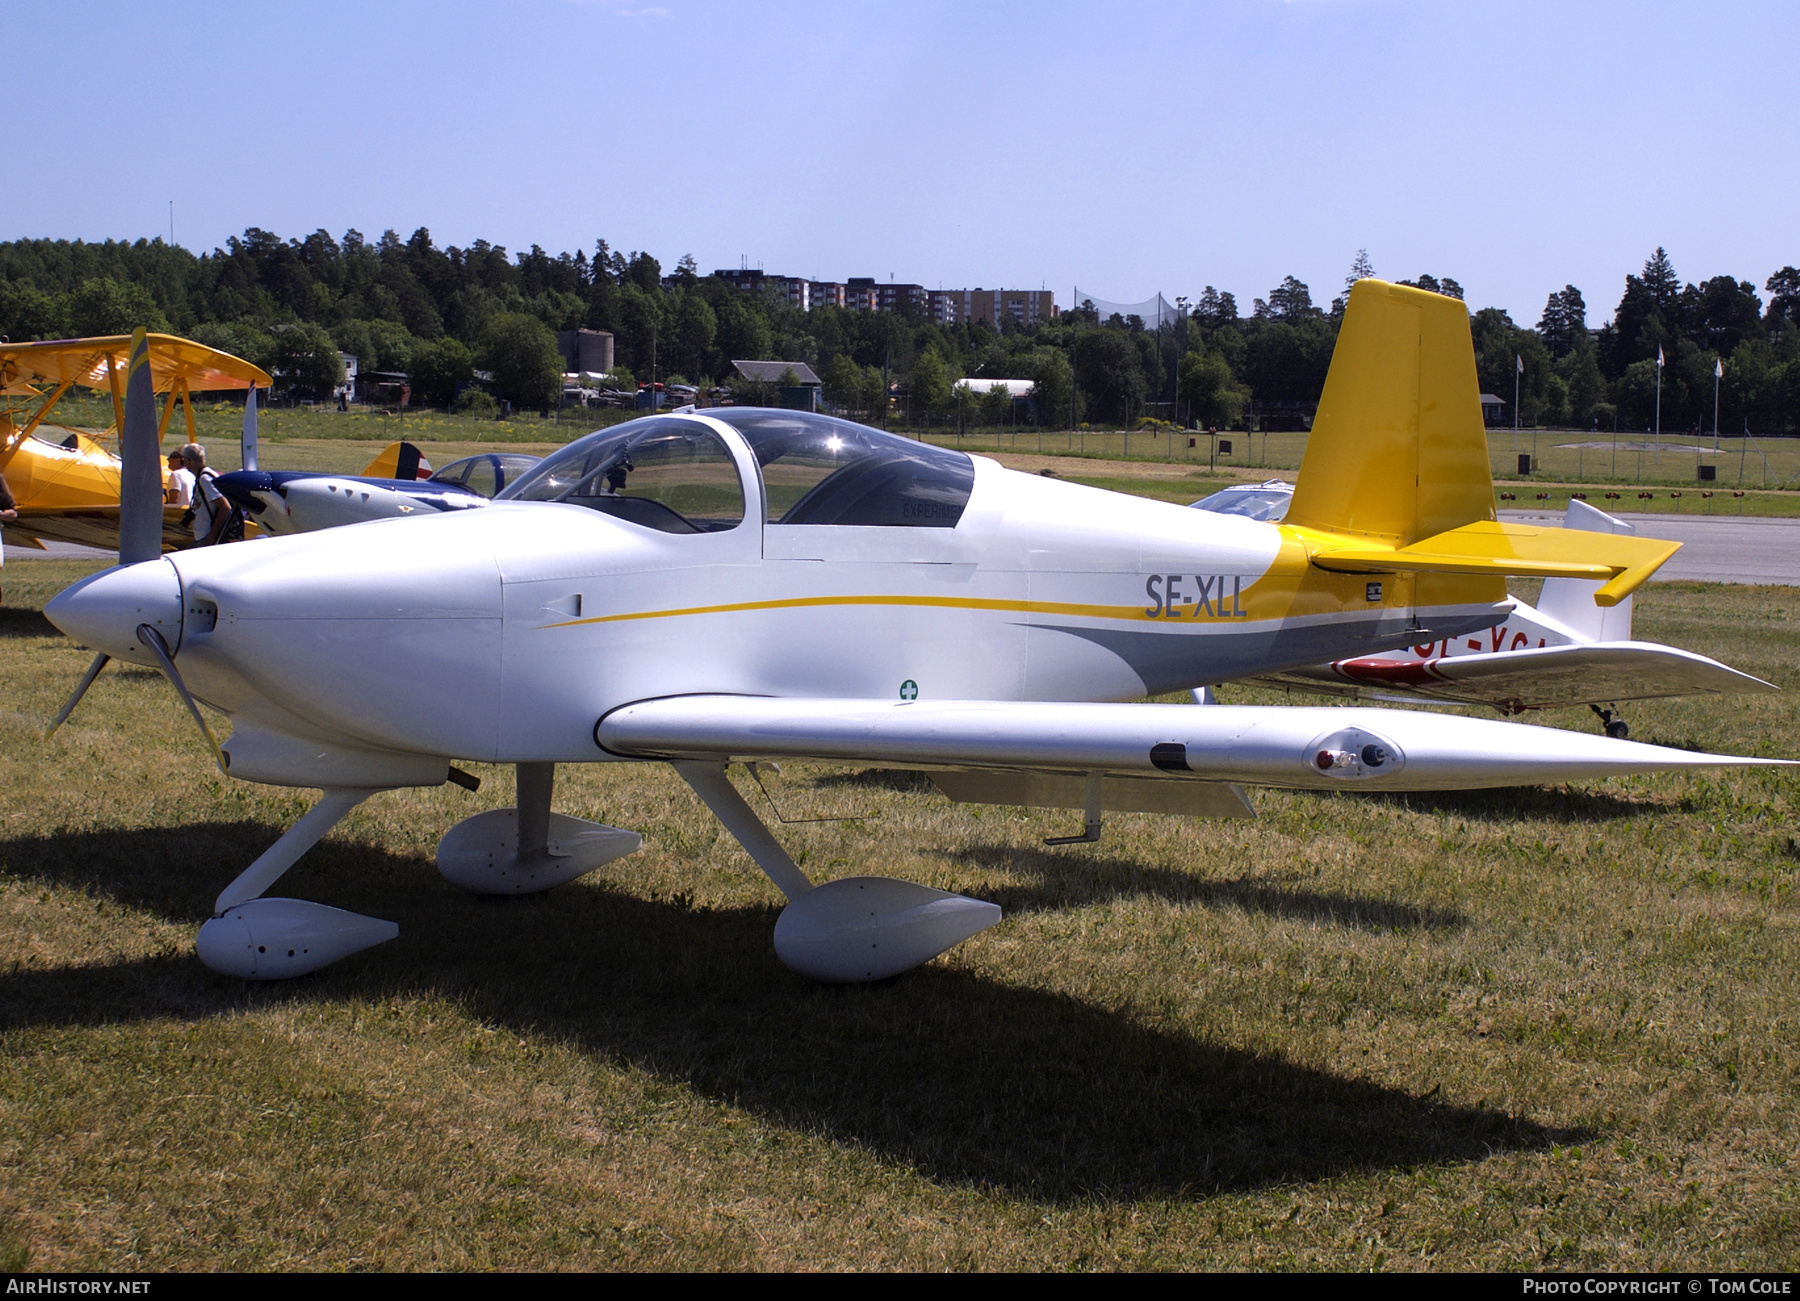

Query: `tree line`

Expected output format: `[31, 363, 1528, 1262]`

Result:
[1, 230, 1797, 433]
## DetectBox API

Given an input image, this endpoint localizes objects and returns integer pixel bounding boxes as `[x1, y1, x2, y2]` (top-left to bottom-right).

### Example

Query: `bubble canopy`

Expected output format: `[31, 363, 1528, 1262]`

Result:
[497, 408, 975, 532]
[710, 408, 974, 528]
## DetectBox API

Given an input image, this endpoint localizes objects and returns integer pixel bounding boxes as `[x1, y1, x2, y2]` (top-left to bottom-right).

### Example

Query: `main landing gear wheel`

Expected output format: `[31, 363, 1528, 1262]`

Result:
[437, 762, 641, 893]
[1589, 704, 1629, 740]
[673, 759, 1000, 982]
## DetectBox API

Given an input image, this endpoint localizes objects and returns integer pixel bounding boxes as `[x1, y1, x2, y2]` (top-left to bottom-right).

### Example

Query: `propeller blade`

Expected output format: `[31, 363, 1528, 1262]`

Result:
[43, 651, 110, 739]
[135, 623, 226, 776]
[241, 384, 259, 472]
[117, 329, 163, 565]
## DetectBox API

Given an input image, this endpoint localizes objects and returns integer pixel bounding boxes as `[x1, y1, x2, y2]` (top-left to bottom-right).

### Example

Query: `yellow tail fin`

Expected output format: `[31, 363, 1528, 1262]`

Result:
[360, 440, 428, 480]
[1285, 279, 1493, 546]
[1285, 280, 1679, 607]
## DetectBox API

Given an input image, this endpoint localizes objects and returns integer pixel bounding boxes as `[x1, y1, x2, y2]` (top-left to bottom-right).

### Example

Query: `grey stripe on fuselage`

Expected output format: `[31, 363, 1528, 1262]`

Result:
[1039, 608, 1504, 696]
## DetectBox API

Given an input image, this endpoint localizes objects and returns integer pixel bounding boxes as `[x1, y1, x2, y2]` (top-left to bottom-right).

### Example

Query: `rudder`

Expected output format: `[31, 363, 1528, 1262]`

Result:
[1285, 280, 1493, 546]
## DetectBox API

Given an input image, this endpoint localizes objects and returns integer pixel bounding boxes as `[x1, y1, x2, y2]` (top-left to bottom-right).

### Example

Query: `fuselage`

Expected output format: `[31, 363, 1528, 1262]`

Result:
[48, 413, 1508, 775]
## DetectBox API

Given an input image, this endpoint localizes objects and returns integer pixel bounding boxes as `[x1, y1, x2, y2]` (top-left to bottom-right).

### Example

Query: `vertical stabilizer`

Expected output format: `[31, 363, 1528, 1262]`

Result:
[1285, 280, 1494, 546]
[1536, 499, 1635, 641]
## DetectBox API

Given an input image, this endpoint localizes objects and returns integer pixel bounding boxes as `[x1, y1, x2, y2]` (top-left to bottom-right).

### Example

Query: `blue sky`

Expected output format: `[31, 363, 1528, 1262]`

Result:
[10, 1, 1796, 324]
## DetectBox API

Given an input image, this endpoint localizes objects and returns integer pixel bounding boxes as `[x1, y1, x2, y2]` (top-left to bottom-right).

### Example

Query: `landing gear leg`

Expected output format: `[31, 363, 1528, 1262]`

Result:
[672, 759, 1000, 982]
[1590, 703, 1630, 740]
[197, 787, 399, 979]
[516, 761, 554, 859]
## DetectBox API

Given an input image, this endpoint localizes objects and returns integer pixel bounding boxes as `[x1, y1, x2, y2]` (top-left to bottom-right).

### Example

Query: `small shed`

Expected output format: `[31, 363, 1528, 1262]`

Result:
[1479, 393, 1505, 427]
[731, 359, 822, 387]
[731, 359, 822, 411]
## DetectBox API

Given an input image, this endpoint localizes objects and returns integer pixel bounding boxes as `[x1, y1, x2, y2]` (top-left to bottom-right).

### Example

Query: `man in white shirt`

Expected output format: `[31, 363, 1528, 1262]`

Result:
[178, 444, 232, 545]
[165, 450, 195, 508]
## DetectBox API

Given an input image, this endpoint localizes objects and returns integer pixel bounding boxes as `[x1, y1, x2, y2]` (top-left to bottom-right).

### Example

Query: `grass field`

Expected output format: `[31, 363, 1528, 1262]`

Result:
[20, 389, 1800, 514]
[2, 553, 1798, 1270]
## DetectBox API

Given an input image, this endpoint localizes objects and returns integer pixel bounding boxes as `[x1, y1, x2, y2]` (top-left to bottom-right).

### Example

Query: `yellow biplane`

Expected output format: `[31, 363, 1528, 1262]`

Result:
[0, 334, 270, 552]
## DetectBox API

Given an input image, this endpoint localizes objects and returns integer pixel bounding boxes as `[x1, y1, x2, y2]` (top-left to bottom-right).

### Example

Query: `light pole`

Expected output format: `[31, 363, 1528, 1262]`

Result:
[1512, 354, 1521, 463]
[1175, 295, 1189, 432]
[1654, 344, 1664, 467]
[1712, 356, 1723, 453]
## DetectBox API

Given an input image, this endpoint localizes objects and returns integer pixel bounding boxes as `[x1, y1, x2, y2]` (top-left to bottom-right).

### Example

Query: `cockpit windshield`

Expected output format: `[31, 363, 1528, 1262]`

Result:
[705, 408, 974, 528]
[429, 452, 540, 498]
[1189, 479, 1294, 523]
[494, 417, 745, 533]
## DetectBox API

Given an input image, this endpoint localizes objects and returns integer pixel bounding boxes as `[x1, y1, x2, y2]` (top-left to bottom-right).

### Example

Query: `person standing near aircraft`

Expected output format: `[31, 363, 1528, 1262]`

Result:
[179, 444, 233, 546]
[165, 450, 194, 508]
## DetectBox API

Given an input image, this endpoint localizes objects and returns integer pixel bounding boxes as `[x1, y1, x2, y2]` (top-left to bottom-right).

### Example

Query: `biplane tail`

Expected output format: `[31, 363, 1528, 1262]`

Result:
[1286, 280, 1678, 608]
[361, 440, 432, 480]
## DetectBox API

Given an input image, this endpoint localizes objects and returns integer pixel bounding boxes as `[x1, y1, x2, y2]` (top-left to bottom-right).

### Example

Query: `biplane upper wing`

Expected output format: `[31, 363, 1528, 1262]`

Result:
[0, 334, 270, 397]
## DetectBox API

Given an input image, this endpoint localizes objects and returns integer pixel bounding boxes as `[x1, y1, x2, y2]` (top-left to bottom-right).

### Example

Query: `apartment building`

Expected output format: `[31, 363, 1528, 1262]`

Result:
[843, 277, 881, 311]
[714, 267, 810, 310]
[959, 288, 1059, 328]
[711, 270, 1055, 325]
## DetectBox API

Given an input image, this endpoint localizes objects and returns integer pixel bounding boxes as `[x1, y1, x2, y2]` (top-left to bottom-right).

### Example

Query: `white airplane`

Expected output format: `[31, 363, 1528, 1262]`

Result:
[1192, 483, 1774, 733]
[42, 283, 1787, 986]
[216, 448, 540, 537]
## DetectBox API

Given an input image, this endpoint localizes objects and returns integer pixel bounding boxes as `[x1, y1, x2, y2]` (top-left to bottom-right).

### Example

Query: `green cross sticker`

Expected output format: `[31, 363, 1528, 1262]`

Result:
[899, 679, 919, 701]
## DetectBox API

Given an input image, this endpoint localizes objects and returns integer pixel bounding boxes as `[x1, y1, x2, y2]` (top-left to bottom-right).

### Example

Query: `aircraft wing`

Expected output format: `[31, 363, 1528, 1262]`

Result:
[597, 695, 1783, 794]
[1254, 641, 1777, 713]
[0, 334, 270, 395]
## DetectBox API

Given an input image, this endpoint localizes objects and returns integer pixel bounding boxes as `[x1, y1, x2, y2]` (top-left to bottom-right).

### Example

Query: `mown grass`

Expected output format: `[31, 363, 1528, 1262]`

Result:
[3, 570, 1800, 1268]
[24, 387, 1800, 512]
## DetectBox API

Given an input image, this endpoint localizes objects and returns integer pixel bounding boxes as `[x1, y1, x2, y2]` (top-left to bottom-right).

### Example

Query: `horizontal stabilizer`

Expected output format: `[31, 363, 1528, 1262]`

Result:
[1262, 641, 1777, 713]
[597, 695, 1785, 793]
[1307, 520, 1680, 607]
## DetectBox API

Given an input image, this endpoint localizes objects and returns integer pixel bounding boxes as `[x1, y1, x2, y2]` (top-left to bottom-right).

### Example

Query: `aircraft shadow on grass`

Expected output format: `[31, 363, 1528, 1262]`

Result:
[941, 841, 1465, 931]
[0, 823, 1579, 1201]
[809, 765, 1692, 828]
[0, 607, 60, 639]
[1366, 785, 1700, 822]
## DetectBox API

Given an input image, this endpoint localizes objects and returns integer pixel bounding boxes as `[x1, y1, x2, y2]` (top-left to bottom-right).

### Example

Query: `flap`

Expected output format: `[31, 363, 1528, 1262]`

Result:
[931, 769, 1256, 818]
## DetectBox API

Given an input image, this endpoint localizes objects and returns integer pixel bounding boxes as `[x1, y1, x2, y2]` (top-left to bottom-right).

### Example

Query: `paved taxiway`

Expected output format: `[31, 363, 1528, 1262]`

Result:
[9, 514, 1800, 585]
[1499, 511, 1800, 586]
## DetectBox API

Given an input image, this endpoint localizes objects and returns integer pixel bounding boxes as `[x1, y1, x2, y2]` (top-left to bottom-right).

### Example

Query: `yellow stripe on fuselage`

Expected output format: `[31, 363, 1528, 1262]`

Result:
[536, 527, 1496, 631]
[542, 593, 1150, 628]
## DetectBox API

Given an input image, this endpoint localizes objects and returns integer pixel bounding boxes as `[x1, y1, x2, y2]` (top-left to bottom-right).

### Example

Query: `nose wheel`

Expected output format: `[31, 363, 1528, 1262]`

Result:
[1589, 703, 1629, 740]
